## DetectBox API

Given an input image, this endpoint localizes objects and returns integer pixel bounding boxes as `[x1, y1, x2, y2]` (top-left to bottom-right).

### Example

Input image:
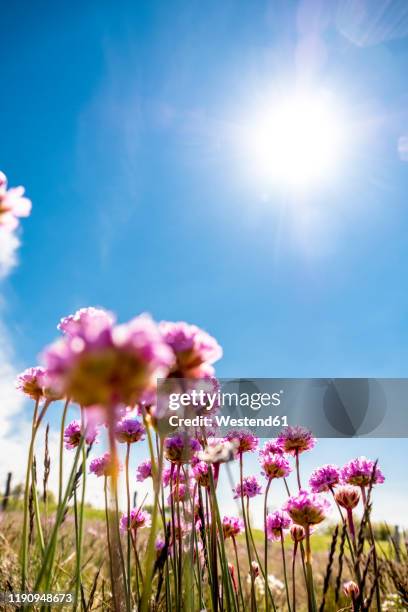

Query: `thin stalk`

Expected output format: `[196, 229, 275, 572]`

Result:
[295, 451, 302, 491]
[31, 461, 45, 555]
[239, 454, 255, 611]
[74, 435, 87, 610]
[58, 398, 70, 505]
[104, 476, 117, 607]
[305, 526, 317, 612]
[125, 443, 132, 607]
[232, 537, 245, 611]
[264, 479, 272, 612]
[292, 542, 298, 612]
[280, 532, 292, 612]
[360, 486, 381, 612]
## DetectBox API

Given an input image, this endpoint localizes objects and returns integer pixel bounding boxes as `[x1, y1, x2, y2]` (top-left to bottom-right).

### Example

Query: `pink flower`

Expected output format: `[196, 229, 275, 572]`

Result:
[162, 466, 188, 487]
[224, 430, 258, 455]
[343, 581, 360, 600]
[15, 367, 46, 401]
[58, 307, 115, 337]
[164, 434, 200, 464]
[43, 313, 174, 407]
[136, 460, 152, 482]
[0, 171, 31, 231]
[266, 510, 291, 541]
[89, 452, 120, 478]
[260, 440, 284, 456]
[64, 420, 98, 449]
[167, 482, 195, 504]
[260, 453, 291, 480]
[115, 416, 145, 444]
[334, 486, 360, 510]
[159, 321, 222, 377]
[309, 464, 340, 493]
[340, 457, 385, 488]
[290, 524, 306, 543]
[277, 426, 316, 456]
[284, 490, 330, 527]
[120, 508, 151, 533]
[192, 461, 212, 488]
[222, 516, 244, 539]
[233, 476, 262, 499]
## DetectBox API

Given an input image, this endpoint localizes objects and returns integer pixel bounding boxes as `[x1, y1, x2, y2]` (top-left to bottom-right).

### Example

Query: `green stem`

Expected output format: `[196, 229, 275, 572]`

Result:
[305, 526, 317, 612]
[125, 443, 132, 607]
[58, 398, 70, 505]
[280, 532, 292, 612]
[264, 479, 272, 612]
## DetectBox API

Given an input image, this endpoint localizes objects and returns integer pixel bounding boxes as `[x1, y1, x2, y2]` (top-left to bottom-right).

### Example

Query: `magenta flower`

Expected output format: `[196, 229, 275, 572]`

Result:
[167, 482, 194, 504]
[136, 460, 152, 482]
[89, 452, 120, 478]
[120, 508, 151, 533]
[233, 476, 262, 499]
[15, 367, 46, 401]
[43, 313, 174, 407]
[164, 434, 200, 464]
[260, 440, 284, 456]
[309, 464, 340, 493]
[0, 171, 31, 231]
[192, 461, 212, 488]
[266, 510, 291, 541]
[260, 453, 291, 480]
[290, 524, 306, 543]
[159, 321, 222, 377]
[162, 466, 188, 487]
[340, 457, 385, 488]
[224, 430, 258, 455]
[64, 420, 98, 449]
[334, 486, 360, 510]
[58, 307, 115, 337]
[115, 416, 145, 444]
[222, 516, 244, 539]
[284, 490, 330, 527]
[277, 426, 316, 456]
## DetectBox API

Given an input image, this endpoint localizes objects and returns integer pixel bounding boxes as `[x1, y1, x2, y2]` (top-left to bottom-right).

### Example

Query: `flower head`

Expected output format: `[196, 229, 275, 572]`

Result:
[290, 524, 306, 543]
[224, 430, 258, 455]
[259, 440, 284, 456]
[284, 490, 330, 527]
[340, 457, 385, 488]
[58, 307, 115, 337]
[222, 515, 244, 539]
[164, 434, 200, 464]
[260, 453, 291, 480]
[192, 461, 212, 488]
[334, 485, 361, 510]
[43, 313, 174, 407]
[266, 510, 291, 541]
[309, 464, 340, 493]
[0, 171, 31, 231]
[64, 420, 98, 449]
[343, 581, 360, 600]
[15, 367, 46, 401]
[159, 321, 222, 377]
[120, 508, 151, 532]
[233, 476, 262, 499]
[277, 426, 316, 456]
[115, 416, 145, 444]
[89, 452, 120, 478]
[136, 460, 152, 482]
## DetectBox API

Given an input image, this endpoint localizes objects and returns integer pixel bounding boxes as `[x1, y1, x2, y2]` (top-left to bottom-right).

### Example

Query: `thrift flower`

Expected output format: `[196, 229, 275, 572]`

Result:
[115, 416, 145, 444]
[0, 171, 31, 231]
[64, 420, 98, 449]
[266, 510, 291, 541]
[284, 490, 330, 527]
[340, 457, 385, 488]
[198, 437, 237, 464]
[159, 321, 222, 377]
[225, 430, 258, 454]
[164, 434, 200, 464]
[15, 367, 46, 401]
[233, 475, 262, 499]
[309, 464, 340, 493]
[334, 486, 360, 510]
[89, 452, 120, 478]
[192, 461, 212, 488]
[260, 453, 291, 480]
[290, 524, 306, 543]
[222, 516, 244, 539]
[259, 440, 284, 456]
[58, 307, 115, 337]
[277, 426, 316, 455]
[120, 508, 151, 532]
[343, 581, 360, 600]
[136, 460, 152, 482]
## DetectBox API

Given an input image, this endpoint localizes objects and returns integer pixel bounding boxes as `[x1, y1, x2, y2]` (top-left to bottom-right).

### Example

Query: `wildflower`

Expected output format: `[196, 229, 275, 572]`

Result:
[222, 515, 244, 539]
[89, 452, 120, 478]
[233, 476, 262, 499]
[266, 510, 291, 541]
[159, 321, 222, 377]
[343, 581, 360, 600]
[167, 482, 195, 504]
[58, 307, 115, 337]
[250, 561, 260, 578]
[334, 485, 360, 510]
[290, 524, 306, 543]
[284, 490, 330, 527]
[164, 434, 200, 464]
[198, 437, 237, 464]
[115, 416, 145, 444]
[309, 464, 340, 493]
[192, 461, 212, 488]
[277, 426, 316, 455]
[136, 460, 152, 482]
[162, 466, 188, 487]
[43, 313, 174, 407]
[120, 508, 151, 533]
[15, 367, 46, 401]
[0, 171, 31, 231]
[260, 453, 291, 480]
[155, 536, 166, 553]
[64, 420, 98, 449]
[259, 440, 284, 456]
[225, 430, 258, 454]
[340, 457, 385, 488]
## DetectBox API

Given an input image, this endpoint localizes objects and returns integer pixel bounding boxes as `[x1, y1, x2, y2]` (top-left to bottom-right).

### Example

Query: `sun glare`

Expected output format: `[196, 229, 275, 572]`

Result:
[245, 91, 346, 190]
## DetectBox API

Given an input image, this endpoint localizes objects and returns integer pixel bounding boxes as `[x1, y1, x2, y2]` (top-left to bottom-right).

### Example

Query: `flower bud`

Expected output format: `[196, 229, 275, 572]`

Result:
[290, 524, 306, 543]
[343, 581, 360, 600]
[335, 486, 360, 510]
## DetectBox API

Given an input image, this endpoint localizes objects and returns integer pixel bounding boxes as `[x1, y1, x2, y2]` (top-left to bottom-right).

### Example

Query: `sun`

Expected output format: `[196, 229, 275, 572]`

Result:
[244, 90, 346, 190]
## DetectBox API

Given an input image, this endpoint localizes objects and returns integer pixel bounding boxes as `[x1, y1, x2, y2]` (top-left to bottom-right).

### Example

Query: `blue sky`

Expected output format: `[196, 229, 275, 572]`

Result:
[1, 0, 408, 523]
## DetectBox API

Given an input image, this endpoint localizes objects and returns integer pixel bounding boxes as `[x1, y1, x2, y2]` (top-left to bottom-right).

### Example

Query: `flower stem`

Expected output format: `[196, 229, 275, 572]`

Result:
[280, 531, 292, 612]
[264, 479, 272, 612]
[305, 526, 317, 612]
[58, 398, 70, 505]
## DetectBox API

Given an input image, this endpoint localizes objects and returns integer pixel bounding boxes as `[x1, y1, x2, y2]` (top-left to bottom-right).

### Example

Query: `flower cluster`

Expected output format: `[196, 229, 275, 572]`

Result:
[284, 490, 330, 527]
[266, 510, 291, 541]
[340, 456, 385, 488]
[233, 475, 262, 499]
